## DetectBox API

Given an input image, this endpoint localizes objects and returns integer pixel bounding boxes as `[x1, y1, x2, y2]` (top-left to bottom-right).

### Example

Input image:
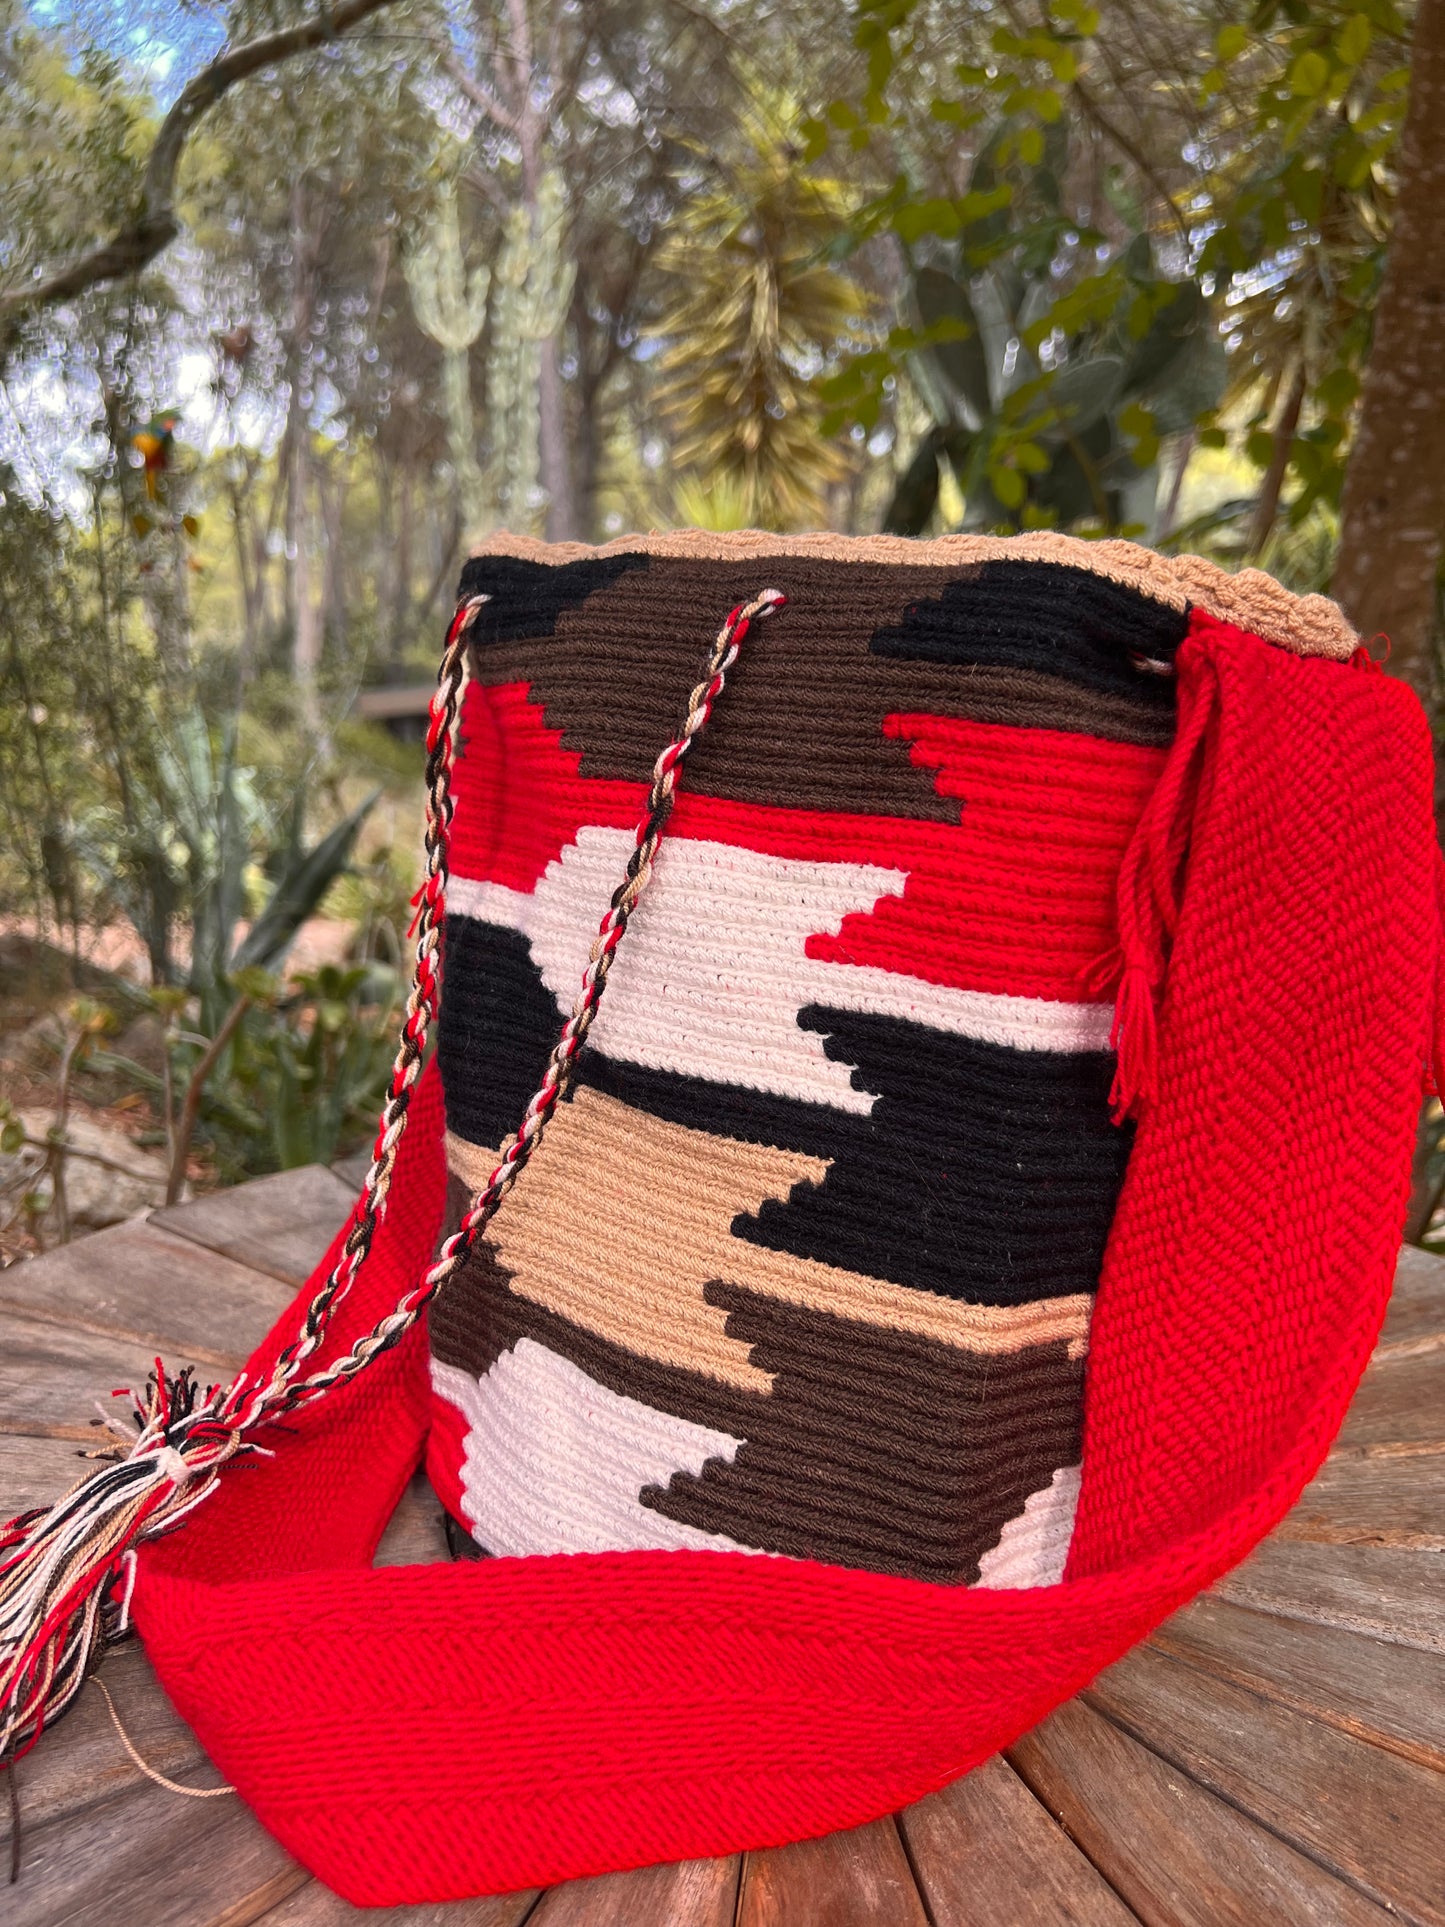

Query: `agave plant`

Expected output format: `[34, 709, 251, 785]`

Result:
[884, 132, 1225, 539]
[74, 704, 377, 1007]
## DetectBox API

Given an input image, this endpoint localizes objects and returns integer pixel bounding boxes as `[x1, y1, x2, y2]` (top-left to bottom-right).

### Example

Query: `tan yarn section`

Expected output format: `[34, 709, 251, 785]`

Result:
[469, 528, 1357, 662]
[445, 1098, 1090, 1382]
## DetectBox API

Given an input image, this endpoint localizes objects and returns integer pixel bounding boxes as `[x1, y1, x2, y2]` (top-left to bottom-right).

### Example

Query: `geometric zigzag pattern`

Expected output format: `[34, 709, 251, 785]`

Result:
[428, 549, 1180, 1588]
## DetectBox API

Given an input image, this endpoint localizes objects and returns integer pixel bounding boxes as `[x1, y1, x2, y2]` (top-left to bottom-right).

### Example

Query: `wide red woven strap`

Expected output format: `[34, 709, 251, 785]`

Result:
[132, 617, 1435, 1906]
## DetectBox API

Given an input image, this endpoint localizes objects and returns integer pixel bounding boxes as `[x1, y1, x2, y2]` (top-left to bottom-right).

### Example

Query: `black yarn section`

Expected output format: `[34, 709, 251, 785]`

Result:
[737, 1007, 1128, 1304]
[582, 1015, 1130, 1306]
[578, 1053, 853, 1162]
[455, 552, 649, 647]
[438, 925, 1128, 1305]
[869, 560, 1186, 707]
[437, 919, 558, 1149]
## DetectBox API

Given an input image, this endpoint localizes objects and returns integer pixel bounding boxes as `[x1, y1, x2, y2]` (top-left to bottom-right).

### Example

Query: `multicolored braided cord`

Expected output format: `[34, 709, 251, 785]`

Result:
[0, 586, 784, 1771]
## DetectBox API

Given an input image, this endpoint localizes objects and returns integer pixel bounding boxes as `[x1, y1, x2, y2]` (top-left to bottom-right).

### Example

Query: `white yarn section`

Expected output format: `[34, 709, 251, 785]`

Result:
[449, 831, 1113, 1112]
[432, 1347, 755, 1559]
[972, 1463, 1082, 1590]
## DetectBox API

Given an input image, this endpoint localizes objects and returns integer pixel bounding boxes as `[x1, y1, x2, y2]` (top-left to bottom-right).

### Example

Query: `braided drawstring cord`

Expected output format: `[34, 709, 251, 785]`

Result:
[0, 586, 784, 1775]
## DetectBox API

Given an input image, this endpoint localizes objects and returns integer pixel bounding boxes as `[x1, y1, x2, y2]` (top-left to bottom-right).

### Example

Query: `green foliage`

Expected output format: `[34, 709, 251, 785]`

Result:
[1193, 0, 1412, 526]
[225, 962, 401, 1174]
[100, 959, 400, 1179]
[790, 0, 1425, 556]
[837, 130, 1224, 536]
[0, 0, 159, 349]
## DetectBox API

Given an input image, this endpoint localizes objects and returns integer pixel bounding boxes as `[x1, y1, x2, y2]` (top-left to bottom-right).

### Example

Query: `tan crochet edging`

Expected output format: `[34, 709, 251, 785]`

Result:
[468, 528, 1357, 661]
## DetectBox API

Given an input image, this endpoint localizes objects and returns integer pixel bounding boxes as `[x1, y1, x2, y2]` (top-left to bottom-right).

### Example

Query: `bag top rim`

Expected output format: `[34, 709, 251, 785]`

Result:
[466, 526, 1358, 663]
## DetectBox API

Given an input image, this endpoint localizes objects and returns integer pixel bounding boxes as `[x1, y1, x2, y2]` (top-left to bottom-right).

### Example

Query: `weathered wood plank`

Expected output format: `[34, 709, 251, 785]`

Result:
[529, 1855, 738, 1925]
[1335, 1348, 1445, 1451]
[153, 1165, 355, 1286]
[254, 1877, 538, 1925]
[7, 1643, 215, 1837]
[0, 1427, 97, 1514]
[0, 1221, 294, 1367]
[1211, 1538, 1445, 1652]
[375, 1469, 451, 1568]
[899, 1755, 1138, 1925]
[1085, 1641, 1445, 1923]
[0, 1309, 184, 1439]
[1379, 1244, 1445, 1356]
[737, 1818, 929, 1927]
[329, 1149, 372, 1191]
[1277, 1449, 1445, 1550]
[7, 1776, 305, 1927]
[1009, 1697, 1398, 1927]
[1150, 1592, 1445, 1770]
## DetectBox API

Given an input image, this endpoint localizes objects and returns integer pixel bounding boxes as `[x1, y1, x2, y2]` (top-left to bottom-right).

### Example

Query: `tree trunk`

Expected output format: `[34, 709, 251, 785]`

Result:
[1332, 0, 1445, 709]
[290, 427, 324, 745]
[287, 182, 324, 745]
[1246, 363, 1306, 560]
[538, 335, 578, 541]
[1333, 0, 1445, 1245]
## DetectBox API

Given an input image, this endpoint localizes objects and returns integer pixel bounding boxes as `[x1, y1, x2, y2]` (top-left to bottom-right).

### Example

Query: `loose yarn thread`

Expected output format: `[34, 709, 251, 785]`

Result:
[0, 586, 783, 1779]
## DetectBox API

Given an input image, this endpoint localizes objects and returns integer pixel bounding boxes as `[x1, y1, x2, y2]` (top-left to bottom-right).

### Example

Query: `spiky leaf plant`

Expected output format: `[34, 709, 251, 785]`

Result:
[651, 142, 868, 532]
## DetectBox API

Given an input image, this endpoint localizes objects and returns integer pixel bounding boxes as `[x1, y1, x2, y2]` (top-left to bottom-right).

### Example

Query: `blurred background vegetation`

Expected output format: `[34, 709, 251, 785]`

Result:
[2, 0, 1444, 1250]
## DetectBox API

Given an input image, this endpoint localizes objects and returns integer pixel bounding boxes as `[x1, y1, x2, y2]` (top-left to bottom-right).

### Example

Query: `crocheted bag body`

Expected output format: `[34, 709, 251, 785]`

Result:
[10, 531, 1431, 1911]
[425, 541, 1241, 1586]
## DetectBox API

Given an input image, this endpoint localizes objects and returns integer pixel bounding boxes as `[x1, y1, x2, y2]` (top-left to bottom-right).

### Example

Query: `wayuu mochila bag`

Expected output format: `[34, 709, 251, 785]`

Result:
[2, 530, 1441, 1905]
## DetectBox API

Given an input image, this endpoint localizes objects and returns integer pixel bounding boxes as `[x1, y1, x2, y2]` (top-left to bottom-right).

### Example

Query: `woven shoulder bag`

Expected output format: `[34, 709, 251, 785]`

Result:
[2, 530, 1439, 1906]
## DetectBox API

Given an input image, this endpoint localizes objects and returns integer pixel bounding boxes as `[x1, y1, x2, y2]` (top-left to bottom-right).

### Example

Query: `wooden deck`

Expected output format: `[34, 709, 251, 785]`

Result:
[2, 1164, 1442, 1927]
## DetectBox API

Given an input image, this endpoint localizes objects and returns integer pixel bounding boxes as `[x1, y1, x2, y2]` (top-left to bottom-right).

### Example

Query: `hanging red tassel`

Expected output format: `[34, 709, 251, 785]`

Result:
[1096, 619, 1224, 1124]
[1108, 962, 1160, 1123]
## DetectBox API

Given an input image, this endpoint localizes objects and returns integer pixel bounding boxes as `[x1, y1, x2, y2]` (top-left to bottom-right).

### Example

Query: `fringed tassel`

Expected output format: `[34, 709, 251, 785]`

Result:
[1108, 964, 1160, 1124]
[1096, 641, 1222, 1123]
[0, 1365, 241, 1766]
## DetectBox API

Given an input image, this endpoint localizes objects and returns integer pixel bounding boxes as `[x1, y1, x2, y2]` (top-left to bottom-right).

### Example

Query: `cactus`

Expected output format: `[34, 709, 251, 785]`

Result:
[486, 168, 575, 532]
[405, 180, 490, 538]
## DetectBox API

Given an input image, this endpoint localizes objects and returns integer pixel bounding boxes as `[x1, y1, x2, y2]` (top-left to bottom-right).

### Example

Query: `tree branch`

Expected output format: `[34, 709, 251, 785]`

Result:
[0, 0, 397, 348]
[445, 47, 522, 135]
[166, 994, 251, 1206]
[1071, 75, 1192, 247]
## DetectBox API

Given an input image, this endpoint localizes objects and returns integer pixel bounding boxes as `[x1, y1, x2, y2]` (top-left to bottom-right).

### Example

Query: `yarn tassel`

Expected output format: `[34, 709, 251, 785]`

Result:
[1108, 964, 1160, 1125]
[0, 584, 782, 1786]
[1098, 637, 1222, 1123]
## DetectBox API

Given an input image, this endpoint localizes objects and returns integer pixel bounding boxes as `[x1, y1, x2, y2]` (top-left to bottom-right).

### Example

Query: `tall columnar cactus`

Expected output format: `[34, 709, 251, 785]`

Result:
[487, 167, 575, 532]
[405, 181, 490, 538]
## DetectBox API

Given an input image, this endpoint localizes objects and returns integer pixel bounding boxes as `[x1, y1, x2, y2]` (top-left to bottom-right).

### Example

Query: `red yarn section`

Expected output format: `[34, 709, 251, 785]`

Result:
[450, 678, 1165, 1001]
[132, 617, 1435, 1906]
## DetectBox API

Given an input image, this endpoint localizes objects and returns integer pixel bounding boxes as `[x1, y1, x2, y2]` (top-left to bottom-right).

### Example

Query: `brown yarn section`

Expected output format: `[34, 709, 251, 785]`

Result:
[651, 1283, 1083, 1584]
[924, 662, 1175, 746]
[429, 1255, 1083, 1585]
[466, 561, 1173, 814]
[470, 528, 1357, 661]
[441, 1101, 1091, 1374]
